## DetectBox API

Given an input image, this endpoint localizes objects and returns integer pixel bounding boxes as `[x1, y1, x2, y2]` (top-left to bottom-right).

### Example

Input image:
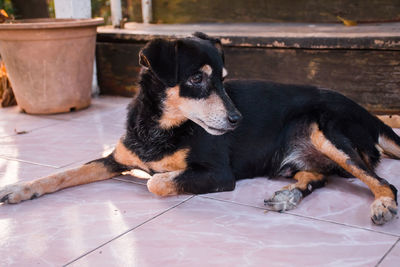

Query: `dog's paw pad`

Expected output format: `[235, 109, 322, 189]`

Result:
[264, 188, 303, 211]
[371, 197, 398, 225]
[0, 183, 38, 204]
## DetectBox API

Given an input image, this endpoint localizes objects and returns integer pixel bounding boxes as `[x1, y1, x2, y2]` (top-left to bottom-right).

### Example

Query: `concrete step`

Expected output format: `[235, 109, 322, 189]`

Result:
[96, 23, 400, 113]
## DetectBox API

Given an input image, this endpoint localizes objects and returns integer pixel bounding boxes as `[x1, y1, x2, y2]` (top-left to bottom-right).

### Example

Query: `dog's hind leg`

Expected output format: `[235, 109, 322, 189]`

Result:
[377, 123, 400, 159]
[310, 123, 398, 225]
[0, 154, 127, 204]
[265, 171, 327, 211]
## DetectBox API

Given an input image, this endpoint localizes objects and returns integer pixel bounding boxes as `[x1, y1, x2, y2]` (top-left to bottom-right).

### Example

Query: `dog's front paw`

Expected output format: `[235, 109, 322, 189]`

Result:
[147, 171, 181, 197]
[371, 197, 397, 225]
[0, 182, 39, 204]
[264, 188, 303, 211]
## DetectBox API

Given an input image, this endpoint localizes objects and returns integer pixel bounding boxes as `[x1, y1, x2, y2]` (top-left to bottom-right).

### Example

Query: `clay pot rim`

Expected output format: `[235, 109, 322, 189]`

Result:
[0, 18, 104, 30]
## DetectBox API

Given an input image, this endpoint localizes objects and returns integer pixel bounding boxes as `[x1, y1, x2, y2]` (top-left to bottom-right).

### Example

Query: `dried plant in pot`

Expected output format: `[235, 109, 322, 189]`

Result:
[0, 18, 104, 114]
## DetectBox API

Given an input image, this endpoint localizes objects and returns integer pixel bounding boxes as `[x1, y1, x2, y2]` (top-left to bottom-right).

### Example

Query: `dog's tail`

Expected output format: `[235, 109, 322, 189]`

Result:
[377, 118, 400, 159]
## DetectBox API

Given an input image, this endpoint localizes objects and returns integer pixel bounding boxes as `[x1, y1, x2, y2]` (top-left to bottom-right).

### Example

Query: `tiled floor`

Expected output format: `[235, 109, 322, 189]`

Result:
[0, 96, 399, 266]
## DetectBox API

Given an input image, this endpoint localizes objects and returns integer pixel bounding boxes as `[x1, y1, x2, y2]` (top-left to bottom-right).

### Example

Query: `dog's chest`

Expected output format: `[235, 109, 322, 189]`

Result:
[113, 141, 189, 173]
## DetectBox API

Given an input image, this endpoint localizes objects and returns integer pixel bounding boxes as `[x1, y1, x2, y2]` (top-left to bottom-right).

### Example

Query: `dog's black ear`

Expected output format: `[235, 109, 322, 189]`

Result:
[193, 32, 224, 61]
[139, 38, 178, 87]
[193, 32, 223, 52]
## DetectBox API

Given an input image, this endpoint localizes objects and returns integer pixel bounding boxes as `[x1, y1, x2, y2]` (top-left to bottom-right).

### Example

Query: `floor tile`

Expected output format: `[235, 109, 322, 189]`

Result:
[203, 157, 400, 236]
[70, 106, 128, 128]
[0, 120, 124, 168]
[0, 179, 190, 266]
[113, 169, 151, 186]
[0, 106, 62, 138]
[38, 96, 131, 124]
[0, 158, 58, 186]
[379, 239, 400, 267]
[70, 197, 397, 267]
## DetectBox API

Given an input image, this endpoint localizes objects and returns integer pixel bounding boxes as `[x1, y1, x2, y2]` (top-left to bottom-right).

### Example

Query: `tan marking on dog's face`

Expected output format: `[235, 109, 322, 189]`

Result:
[378, 135, 400, 159]
[147, 170, 183, 196]
[283, 171, 324, 191]
[310, 123, 395, 200]
[114, 140, 189, 173]
[159, 86, 188, 129]
[201, 64, 212, 76]
[159, 86, 229, 135]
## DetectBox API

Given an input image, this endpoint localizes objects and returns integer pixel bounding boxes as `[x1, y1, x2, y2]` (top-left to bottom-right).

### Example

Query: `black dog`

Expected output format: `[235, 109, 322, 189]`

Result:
[0, 32, 398, 225]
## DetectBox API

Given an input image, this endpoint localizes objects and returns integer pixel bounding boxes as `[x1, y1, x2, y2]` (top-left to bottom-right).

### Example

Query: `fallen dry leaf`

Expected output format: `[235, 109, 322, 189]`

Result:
[14, 129, 29, 135]
[337, 16, 358, 26]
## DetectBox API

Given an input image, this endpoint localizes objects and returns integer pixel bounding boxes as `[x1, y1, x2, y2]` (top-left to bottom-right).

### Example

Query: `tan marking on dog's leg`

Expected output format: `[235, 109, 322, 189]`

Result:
[0, 161, 117, 204]
[114, 140, 150, 172]
[309, 123, 394, 200]
[283, 171, 325, 191]
[370, 196, 398, 225]
[309, 123, 398, 224]
[147, 170, 183, 196]
[148, 148, 189, 173]
[114, 139, 189, 173]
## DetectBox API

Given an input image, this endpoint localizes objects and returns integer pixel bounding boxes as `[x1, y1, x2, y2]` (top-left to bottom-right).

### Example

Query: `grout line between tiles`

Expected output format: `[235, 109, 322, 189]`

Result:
[112, 177, 147, 186]
[63, 195, 196, 266]
[0, 155, 60, 168]
[376, 237, 400, 267]
[0, 148, 115, 170]
[199, 195, 400, 238]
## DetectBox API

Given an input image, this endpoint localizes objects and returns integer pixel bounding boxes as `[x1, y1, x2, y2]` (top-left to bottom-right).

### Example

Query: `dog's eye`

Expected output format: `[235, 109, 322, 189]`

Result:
[189, 73, 203, 85]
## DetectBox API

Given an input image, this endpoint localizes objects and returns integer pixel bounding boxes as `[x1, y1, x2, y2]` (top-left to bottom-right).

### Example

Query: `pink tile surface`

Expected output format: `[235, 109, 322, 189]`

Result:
[204, 157, 400, 236]
[38, 96, 131, 123]
[0, 158, 58, 186]
[70, 197, 396, 267]
[0, 106, 62, 138]
[1, 97, 399, 266]
[114, 175, 148, 185]
[0, 179, 190, 266]
[380, 240, 400, 267]
[0, 120, 124, 168]
[70, 106, 128, 128]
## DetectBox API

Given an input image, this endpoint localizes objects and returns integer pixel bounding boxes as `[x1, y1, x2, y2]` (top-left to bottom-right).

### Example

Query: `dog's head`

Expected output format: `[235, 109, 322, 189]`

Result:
[138, 32, 242, 135]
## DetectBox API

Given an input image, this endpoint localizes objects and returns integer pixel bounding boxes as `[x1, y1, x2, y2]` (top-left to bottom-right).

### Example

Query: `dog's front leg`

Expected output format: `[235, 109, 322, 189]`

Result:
[147, 165, 236, 196]
[0, 155, 126, 204]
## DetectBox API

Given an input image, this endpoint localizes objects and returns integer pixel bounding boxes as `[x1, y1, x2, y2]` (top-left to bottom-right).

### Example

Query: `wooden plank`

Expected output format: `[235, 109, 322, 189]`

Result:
[96, 39, 400, 113]
[378, 115, 400, 128]
[97, 23, 400, 50]
[224, 48, 400, 113]
[96, 42, 142, 96]
[125, 0, 400, 24]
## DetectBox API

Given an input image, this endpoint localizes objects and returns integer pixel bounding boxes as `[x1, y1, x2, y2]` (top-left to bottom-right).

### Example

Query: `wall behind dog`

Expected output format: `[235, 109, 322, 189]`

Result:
[121, 0, 400, 24]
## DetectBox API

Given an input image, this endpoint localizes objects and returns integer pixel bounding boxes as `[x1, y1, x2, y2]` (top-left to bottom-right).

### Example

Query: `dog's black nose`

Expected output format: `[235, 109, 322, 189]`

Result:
[228, 113, 242, 125]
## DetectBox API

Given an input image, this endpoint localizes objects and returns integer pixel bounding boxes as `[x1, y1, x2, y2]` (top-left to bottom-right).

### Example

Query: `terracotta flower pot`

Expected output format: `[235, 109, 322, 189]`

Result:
[0, 18, 103, 114]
